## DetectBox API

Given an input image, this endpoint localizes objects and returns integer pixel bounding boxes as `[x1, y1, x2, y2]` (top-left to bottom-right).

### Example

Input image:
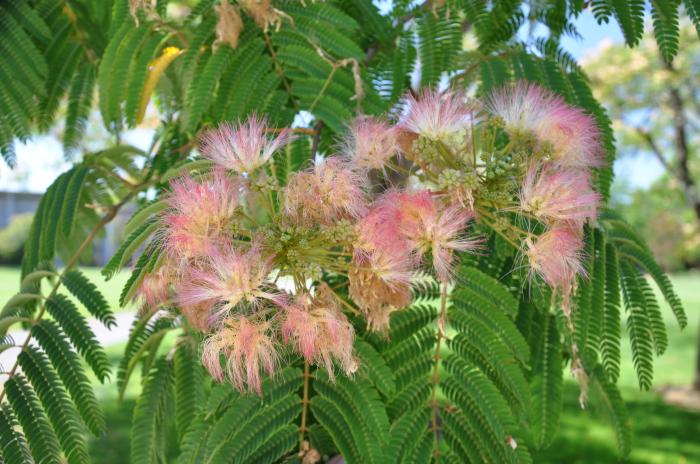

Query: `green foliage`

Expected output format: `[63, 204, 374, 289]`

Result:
[0, 1, 695, 463]
[44, 294, 111, 382]
[62, 269, 116, 328]
[131, 357, 173, 464]
[529, 315, 563, 449]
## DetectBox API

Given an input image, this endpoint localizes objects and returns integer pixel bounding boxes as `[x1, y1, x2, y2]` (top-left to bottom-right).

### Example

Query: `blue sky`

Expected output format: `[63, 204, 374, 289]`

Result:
[0, 7, 660, 193]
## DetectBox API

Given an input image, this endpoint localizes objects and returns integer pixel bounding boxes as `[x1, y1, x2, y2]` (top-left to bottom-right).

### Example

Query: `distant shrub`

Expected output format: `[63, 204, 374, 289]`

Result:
[0, 213, 33, 265]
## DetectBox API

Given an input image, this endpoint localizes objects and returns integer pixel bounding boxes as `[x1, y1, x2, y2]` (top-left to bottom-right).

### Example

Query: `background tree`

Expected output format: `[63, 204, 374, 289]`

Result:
[586, 22, 700, 391]
[0, 1, 697, 463]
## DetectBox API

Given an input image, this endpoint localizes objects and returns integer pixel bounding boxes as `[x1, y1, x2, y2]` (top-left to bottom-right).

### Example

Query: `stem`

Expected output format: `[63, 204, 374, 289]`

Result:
[264, 33, 299, 113]
[299, 360, 311, 448]
[325, 284, 360, 316]
[429, 283, 448, 459]
[475, 207, 531, 249]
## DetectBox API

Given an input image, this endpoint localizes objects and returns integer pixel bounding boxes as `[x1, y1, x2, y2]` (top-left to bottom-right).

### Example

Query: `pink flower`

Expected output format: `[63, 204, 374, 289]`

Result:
[281, 283, 357, 378]
[399, 88, 473, 141]
[488, 82, 603, 168]
[358, 189, 478, 282]
[525, 226, 585, 292]
[202, 316, 278, 394]
[412, 206, 481, 282]
[177, 243, 285, 324]
[520, 163, 600, 226]
[357, 189, 435, 250]
[341, 116, 398, 171]
[199, 115, 293, 173]
[134, 265, 171, 309]
[285, 157, 368, 226]
[161, 169, 242, 259]
[348, 264, 412, 332]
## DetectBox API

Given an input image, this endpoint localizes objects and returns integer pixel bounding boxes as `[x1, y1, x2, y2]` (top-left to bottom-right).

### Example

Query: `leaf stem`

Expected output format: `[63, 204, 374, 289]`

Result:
[430, 283, 448, 459]
[299, 360, 311, 449]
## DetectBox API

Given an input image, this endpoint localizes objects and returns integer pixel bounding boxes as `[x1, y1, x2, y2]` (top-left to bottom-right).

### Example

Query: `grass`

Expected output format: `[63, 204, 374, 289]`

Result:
[536, 272, 700, 463]
[0, 266, 132, 314]
[535, 383, 700, 463]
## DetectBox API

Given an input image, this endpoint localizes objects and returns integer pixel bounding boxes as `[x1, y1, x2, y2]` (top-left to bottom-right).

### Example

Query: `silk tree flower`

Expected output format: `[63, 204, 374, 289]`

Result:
[399, 88, 474, 142]
[199, 115, 293, 174]
[525, 226, 585, 294]
[285, 157, 368, 226]
[281, 283, 357, 379]
[134, 264, 171, 310]
[341, 116, 399, 171]
[240, 0, 286, 32]
[412, 206, 482, 282]
[202, 315, 278, 394]
[348, 262, 413, 332]
[487, 82, 603, 168]
[520, 163, 600, 226]
[356, 189, 435, 252]
[359, 189, 478, 282]
[180, 301, 213, 332]
[161, 169, 242, 259]
[177, 243, 286, 324]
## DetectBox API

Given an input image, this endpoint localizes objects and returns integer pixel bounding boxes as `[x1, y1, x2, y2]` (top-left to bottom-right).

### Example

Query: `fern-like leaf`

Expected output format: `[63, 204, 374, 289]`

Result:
[18, 347, 90, 464]
[31, 320, 105, 435]
[4, 374, 62, 464]
[62, 269, 116, 328]
[44, 294, 111, 382]
[0, 404, 33, 464]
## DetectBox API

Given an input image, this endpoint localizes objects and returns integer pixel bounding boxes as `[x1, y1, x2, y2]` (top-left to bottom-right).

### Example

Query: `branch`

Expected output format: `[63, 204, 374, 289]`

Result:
[665, 61, 700, 223]
[634, 127, 673, 173]
[310, 121, 324, 157]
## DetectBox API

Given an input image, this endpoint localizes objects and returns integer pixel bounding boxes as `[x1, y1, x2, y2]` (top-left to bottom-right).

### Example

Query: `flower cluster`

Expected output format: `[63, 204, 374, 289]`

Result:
[136, 81, 602, 394]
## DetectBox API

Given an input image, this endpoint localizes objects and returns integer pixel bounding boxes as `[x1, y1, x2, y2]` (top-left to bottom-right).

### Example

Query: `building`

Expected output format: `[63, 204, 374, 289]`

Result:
[0, 191, 133, 266]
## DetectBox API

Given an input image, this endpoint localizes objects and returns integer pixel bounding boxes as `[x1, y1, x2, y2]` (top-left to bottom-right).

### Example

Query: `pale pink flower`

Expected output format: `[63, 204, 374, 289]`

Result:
[520, 163, 600, 226]
[341, 116, 398, 171]
[356, 189, 435, 251]
[399, 88, 473, 141]
[525, 226, 585, 292]
[359, 190, 478, 282]
[285, 157, 367, 226]
[135, 265, 171, 309]
[354, 197, 410, 259]
[281, 283, 357, 378]
[177, 243, 285, 324]
[348, 264, 412, 332]
[412, 206, 481, 282]
[202, 316, 278, 394]
[351, 208, 415, 327]
[162, 169, 242, 259]
[199, 115, 293, 173]
[488, 82, 603, 168]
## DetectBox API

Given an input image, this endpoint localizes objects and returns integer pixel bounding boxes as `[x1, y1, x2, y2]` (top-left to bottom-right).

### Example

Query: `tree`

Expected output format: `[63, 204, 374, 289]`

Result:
[585, 22, 700, 390]
[0, 1, 696, 463]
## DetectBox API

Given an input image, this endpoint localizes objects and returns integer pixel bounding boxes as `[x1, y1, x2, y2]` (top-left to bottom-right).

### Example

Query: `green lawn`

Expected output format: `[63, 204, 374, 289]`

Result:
[537, 272, 700, 463]
[0, 266, 132, 314]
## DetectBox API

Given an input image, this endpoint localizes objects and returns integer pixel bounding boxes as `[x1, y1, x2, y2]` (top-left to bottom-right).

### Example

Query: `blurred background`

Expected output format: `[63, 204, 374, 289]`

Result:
[0, 7, 699, 464]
